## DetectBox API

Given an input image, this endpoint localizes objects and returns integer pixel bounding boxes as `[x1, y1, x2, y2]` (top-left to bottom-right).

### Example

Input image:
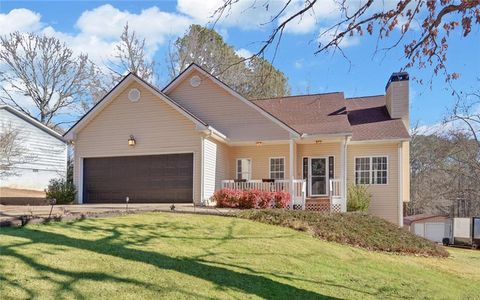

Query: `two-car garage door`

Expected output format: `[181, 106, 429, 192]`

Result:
[83, 153, 193, 203]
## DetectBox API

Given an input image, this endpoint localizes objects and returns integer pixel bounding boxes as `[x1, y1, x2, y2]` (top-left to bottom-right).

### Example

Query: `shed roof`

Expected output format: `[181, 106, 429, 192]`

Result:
[403, 214, 448, 226]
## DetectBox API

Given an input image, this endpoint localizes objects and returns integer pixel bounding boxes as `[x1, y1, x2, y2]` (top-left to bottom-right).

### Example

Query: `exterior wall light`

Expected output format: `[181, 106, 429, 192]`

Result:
[256, 141, 263, 146]
[128, 135, 136, 146]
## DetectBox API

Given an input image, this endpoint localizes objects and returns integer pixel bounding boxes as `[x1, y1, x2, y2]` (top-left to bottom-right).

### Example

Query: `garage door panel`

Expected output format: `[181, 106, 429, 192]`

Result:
[83, 154, 193, 203]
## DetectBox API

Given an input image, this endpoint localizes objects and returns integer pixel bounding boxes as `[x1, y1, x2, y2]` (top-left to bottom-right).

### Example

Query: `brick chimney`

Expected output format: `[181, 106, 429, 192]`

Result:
[385, 72, 409, 130]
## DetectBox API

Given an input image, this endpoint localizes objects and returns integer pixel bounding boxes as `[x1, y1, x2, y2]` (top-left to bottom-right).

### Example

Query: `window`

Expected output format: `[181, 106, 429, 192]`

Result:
[372, 157, 388, 184]
[269, 157, 285, 179]
[236, 158, 251, 180]
[355, 156, 388, 185]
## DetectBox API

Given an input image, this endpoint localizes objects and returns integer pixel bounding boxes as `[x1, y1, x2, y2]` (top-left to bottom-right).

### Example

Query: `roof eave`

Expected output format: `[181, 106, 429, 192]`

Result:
[1, 105, 66, 143]
[64, 73, 216, 141]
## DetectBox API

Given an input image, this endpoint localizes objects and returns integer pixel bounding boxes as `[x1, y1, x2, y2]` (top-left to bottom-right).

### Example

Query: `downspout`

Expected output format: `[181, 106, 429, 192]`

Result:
[398, 142, 404, 227]
[200, 136, 205, 205]
[343, 136, 348, 212]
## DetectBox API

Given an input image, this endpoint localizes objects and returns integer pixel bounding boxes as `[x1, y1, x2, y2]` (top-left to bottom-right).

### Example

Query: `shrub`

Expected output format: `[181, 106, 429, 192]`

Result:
[45, 178, 76, 204]
[212, 189, 291, 209]
[347, 184, 371, 212]
[237, 210, 449, 257]
[271, 191, 291, 208]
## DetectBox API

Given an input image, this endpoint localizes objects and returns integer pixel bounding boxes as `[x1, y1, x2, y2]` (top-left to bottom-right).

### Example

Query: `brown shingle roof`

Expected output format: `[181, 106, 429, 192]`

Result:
[403, 214, 448, 226]
[252, 93, 352, 135]
[252, 93, 409, 141]
[346, 96, 410, 141]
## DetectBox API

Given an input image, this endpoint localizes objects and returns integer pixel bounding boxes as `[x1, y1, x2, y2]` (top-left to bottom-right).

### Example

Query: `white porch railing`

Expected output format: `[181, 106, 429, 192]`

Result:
[329, 178, 346, 212]
[221, 179, 306, 209]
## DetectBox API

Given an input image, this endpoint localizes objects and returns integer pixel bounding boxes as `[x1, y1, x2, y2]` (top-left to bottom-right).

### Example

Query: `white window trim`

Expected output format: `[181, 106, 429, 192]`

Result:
[308, 156, 330, 197]
[354, 155, 389, 185]
[269, 156, 285, 180]
[236, 158, 252, 180]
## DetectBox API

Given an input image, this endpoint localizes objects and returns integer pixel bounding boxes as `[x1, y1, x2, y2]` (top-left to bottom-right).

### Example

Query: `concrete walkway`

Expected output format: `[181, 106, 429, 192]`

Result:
[0, 203, 236, 223]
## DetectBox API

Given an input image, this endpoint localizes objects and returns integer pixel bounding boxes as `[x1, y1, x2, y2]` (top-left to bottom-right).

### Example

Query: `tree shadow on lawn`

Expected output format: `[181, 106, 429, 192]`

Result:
[0, 223, 338, 299]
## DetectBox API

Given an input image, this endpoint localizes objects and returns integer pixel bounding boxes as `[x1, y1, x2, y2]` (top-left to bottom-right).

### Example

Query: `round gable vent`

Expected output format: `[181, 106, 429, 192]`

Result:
[128, 88, 141, 102]
[190, 75, 201, 87]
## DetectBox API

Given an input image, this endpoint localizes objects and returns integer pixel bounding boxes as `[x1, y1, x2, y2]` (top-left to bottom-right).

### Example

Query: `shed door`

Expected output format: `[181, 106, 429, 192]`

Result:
[425, 223, 447, 243]
[83, 154, 193, 203]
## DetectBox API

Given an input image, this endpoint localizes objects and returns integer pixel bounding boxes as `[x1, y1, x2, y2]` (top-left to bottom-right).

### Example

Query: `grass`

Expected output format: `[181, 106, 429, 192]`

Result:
[0, 212, 478, 299]
[238, 210, 449, 257]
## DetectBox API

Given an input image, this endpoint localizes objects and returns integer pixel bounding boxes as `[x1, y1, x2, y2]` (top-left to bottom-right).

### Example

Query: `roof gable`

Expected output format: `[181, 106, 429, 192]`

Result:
[64, 73, 217, 140]
[0, 105, 65, 142]
[163, 64, 300, 140]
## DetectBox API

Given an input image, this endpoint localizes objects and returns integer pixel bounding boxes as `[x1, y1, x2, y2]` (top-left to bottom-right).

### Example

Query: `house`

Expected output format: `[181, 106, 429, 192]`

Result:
[64, 64, 410, 226]
[0, 105, 68, 204]
[404, 214, 450, 243]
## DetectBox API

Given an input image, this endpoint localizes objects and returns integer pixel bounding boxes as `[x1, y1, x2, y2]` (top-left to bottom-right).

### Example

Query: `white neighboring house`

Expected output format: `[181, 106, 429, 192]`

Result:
[0, 105, 67, 202]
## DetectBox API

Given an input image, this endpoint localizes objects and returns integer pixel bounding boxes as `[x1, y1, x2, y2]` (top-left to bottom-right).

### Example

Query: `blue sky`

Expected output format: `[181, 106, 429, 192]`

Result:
[1, 0, 479, 129]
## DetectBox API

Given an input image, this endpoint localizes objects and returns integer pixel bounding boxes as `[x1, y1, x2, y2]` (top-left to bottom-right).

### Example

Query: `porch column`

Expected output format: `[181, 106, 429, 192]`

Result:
[289, 139, 295, 179]
[289, 139, 295, 209]
[340, 137, 347, 212]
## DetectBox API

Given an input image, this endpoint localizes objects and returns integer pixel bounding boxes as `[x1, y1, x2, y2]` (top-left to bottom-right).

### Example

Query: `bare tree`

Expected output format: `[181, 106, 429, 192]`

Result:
[109, 23, 155, 83]
[0, 123, 27, 177]
[82, 63, 112, 112]
[408, 90, 480, 217]
[213, 0, 480, 81]
[0, 32, 93, 127]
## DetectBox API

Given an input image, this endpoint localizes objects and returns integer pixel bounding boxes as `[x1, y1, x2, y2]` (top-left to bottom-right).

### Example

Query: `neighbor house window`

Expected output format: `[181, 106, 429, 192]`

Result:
[355, 156, 388, 185]
[236, 158, 251, 180]
[269, 157, 285, 180]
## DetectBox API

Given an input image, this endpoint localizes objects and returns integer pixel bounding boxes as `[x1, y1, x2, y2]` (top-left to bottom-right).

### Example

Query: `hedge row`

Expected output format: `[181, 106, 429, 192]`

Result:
[212, 189, 291, 209]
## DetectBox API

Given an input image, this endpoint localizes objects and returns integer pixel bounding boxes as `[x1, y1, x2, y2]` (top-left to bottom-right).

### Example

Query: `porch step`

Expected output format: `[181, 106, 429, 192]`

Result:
[305, 197, 330, 213]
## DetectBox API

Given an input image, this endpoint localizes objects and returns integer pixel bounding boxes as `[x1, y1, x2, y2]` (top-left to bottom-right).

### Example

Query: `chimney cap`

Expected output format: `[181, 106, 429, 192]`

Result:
[385, 72, 409, 91]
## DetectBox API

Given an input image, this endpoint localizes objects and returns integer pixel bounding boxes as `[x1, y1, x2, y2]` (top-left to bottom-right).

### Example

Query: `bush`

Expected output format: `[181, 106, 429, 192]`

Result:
[347, 184, 371, 212]
[45, 178, 76, 204]
[238, 209, 449, 257]
[212, 189, 291, 209]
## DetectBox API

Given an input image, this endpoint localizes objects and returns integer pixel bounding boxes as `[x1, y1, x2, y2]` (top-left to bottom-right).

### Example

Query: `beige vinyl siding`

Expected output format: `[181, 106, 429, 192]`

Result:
[229, 144, 290, 180]
[347, 143, 400, 225]
[73, 81, 202, 203]
[213, 138, 231, 189]
[402, 141, 410, 202]
[296, 142, 342, 179]
[202, 137, 231, 201]
[166, 69, 291, 142]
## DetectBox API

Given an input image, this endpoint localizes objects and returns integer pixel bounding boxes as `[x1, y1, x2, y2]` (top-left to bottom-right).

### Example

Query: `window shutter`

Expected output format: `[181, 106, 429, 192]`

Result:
[328, 156, 334, 179]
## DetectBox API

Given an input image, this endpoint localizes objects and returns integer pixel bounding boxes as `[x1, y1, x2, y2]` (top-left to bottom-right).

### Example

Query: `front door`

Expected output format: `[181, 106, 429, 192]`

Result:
[310, 158, 328, 196]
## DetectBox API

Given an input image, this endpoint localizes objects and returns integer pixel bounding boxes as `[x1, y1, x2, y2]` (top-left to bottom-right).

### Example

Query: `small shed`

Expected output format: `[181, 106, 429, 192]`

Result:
[404, 214, 450, 243]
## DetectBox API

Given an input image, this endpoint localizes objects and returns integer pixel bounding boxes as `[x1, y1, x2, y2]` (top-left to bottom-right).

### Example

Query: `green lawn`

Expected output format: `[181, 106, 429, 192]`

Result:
[1, 213, 479, 299]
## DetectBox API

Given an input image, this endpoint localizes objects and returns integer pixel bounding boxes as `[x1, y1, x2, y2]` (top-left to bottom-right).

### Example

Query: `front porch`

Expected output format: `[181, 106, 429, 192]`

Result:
[220, 178, 346, 212]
